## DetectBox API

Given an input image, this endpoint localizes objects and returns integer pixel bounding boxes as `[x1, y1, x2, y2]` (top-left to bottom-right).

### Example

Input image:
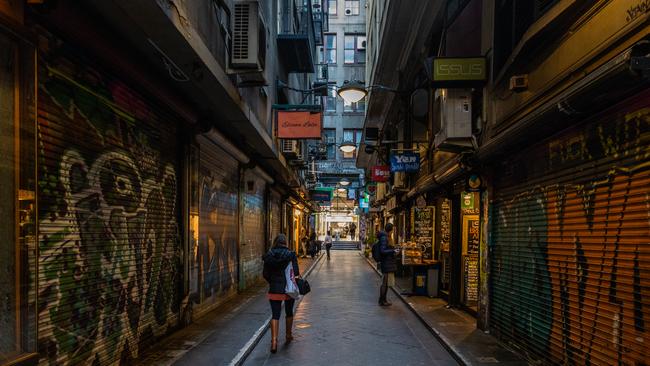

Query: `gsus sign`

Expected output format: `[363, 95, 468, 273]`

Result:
[433, 57, 486, 82]
[390, 152, 420, 172]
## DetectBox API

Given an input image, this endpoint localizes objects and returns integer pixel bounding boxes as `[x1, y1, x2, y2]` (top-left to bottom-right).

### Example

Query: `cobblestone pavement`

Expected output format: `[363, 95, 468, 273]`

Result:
[244, 251, 459, 366]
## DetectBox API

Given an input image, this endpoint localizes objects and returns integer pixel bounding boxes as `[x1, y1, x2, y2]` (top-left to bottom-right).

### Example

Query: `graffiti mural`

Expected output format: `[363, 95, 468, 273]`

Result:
[37, 53, 181, 365]
[188, 140, 239, 315]
[240, 173, 266, 290]
[491, 106, 650, 365]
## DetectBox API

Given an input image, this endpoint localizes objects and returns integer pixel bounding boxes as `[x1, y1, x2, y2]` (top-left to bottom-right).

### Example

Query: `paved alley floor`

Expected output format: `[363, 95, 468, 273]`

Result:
[244, 251, 459, 366]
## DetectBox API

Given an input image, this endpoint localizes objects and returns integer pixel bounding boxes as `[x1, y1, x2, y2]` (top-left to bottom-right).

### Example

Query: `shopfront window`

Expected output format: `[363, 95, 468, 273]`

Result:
[0, 31, 37, 364]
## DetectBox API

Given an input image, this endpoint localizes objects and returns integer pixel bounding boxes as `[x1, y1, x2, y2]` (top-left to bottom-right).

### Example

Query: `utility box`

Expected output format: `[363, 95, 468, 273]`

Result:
[433, 88, 474, 152]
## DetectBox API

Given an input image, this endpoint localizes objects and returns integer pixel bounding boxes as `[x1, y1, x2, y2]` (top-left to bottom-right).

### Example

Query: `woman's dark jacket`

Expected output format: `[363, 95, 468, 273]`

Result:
[378, 231, 398, 273]
[262, 247, 300, 294]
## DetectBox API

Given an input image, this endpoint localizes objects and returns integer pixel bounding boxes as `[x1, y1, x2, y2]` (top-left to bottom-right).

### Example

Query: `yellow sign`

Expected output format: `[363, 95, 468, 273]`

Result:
[433, 57, 486, 82]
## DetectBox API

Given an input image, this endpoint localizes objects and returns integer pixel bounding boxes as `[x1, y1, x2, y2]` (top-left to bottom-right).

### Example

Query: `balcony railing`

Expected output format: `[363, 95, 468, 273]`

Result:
[277, 0, 323, 73]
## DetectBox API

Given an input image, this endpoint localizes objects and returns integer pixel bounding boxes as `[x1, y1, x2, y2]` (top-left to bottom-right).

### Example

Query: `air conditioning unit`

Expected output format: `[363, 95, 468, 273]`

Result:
[230, 0, 268, 85]
[282, 140, 301, 159]
[357, 36, 367, 50]
[433, 88, 476, 152]
[393, 172, 407, 190]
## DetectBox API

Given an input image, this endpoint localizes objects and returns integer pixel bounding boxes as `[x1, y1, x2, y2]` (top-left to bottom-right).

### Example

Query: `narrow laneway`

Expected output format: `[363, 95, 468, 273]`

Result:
[244, 251, 458, 366]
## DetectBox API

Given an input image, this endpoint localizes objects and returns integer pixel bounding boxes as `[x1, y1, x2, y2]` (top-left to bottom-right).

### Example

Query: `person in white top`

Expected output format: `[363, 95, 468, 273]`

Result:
[324, 231, 333, 260]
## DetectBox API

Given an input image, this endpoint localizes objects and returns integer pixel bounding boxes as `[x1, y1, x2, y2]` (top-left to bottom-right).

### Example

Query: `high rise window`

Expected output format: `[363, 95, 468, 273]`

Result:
[342, 129, 362, 159]
[321, 33, 337, 64]
[344, 34, 366, 64]
[324, 85, 337, 112]
[328, 0, 337, 15]
[344, 0, 360, 15]
[323, 129, 337, 160]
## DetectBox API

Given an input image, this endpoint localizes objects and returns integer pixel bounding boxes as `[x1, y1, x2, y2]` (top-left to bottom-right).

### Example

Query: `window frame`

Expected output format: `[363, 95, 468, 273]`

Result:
[344, 34, 366, 65]
[324, 83, 338, 112]
[328, 0, 337, 15]
[344, 0, 360, 15]
[323, 128, 337, 160]
[321, 33, 337, 65]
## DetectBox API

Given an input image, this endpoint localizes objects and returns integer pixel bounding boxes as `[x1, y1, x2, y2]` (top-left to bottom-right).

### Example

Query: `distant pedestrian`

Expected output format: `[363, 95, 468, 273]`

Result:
[308, 232, 317, 259]
[349, 222, 357, 240]
[300, 228, 308, 258]
[324, 230, 333, 260]
[377, 223, 399, 306]
[262, 234, 300, 353]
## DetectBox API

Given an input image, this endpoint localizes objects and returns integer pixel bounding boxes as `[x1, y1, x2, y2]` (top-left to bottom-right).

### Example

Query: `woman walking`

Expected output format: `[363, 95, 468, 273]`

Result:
[262, 234, 300, 353]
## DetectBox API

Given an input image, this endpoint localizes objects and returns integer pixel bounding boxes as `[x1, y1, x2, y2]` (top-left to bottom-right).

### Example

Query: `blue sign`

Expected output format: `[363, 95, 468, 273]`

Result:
[390, 152, 420, 172]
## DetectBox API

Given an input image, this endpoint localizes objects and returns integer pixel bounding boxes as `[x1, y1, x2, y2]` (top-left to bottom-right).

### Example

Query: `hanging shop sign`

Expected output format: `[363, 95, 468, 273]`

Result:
[461, 191, 476, 210]
[412, 206, 435, 261]
[276, 110, 322, 139]
[371, 165, 391, 182]
[390, 152, 420, 172]
[466, 174, 482, 192]
[310, 188, 332, 202]
[432, 57, 486, 86]
[365, 183, 377, 196]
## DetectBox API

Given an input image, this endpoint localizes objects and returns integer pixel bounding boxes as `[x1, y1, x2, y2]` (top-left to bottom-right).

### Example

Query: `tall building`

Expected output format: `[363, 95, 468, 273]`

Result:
[310, 0, 367, 238]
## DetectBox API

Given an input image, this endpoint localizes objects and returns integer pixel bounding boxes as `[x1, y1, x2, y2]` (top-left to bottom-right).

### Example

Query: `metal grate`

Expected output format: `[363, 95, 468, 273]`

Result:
[233, 3, 250, 61]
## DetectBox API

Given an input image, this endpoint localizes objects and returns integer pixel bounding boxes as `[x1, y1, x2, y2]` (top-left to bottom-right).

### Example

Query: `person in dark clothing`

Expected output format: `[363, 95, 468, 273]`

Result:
[308, 232, 318, 259]
[377, 223, 399, 306]
[349, 222, 357, 240]
[262, 234, 300, 353]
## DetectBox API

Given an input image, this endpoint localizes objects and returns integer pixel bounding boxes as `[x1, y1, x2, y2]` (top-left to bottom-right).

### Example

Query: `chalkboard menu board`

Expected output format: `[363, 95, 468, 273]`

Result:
[463, 216, 480, 303]
[412, 206, 435, 261]
[440, 200, 451, 252]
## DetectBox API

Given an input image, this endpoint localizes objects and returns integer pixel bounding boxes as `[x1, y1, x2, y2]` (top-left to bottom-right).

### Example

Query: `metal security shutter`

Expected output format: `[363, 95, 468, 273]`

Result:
[190, 135, 239, 317]
[490, 94, 650, 365]
[240, 170, 266, 289]
[37, 56, 182, 365]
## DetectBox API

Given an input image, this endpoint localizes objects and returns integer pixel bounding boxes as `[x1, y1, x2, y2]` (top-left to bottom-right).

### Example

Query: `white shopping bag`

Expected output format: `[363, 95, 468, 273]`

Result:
[284, 262, 300, 299]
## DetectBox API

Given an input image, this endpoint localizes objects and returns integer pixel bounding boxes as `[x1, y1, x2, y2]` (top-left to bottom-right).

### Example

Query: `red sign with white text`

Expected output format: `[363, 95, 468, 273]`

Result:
[277, 111, 322, 139]
[371, 165, 390, 182]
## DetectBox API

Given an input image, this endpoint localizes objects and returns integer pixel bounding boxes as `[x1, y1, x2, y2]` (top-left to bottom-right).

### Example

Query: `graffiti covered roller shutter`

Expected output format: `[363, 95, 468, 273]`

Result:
[490, 94, 650, 365]
[240, 171, 266, 289]
[190, 135, 239, 317]
[37, 54, 182, 364]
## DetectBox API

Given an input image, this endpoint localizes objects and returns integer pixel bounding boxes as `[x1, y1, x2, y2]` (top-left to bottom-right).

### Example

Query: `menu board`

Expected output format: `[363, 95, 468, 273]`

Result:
[413, 206, 435, 261]
[463, 216, 480, 303]
[440, 200, 451, 252]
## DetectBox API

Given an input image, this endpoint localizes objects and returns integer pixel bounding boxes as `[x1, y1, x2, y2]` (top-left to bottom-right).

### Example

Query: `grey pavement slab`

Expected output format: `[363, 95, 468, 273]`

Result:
[244, 251, 459, 366]
[138, 256, 320, 366]
[366, 256, 529, 366]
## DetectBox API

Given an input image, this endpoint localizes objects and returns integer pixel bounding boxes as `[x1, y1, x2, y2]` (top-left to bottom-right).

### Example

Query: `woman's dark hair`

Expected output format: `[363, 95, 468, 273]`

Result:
[309, 232, 316, 240]
[385, 223, 394, 232]
[273, 233, 288, 248]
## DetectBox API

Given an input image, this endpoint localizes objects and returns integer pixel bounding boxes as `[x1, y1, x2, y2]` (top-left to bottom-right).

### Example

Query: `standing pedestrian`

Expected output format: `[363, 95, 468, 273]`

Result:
[300, 228, 308, 258]
[324, 230, 333, 260]
[378, 223, 399, 306]
[349, 222, 357, 241]
[262, 234, 300, 353]
[308, 232, 317, 259]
